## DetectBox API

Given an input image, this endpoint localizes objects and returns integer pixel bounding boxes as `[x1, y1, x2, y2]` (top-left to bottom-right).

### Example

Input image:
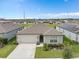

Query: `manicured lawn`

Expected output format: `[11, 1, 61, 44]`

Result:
[18, 23, 32, 28]
[0, 45, 16, 58]
[0, 37, 17, 58]
[72, 44, 79, 57]
[48, 24, 58, 28]
[35, 36, 79, 58]
[35, 47, 63, 58]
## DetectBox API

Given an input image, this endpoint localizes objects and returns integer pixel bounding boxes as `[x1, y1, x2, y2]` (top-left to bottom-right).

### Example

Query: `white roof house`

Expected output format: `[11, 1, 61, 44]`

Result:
[17, 24, 63, 44]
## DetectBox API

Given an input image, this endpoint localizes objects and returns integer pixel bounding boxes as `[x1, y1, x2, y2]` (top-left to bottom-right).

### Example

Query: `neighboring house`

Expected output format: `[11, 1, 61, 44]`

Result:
[0, 21, 21, 40]
[17, 24, 63, 44]
[56, 23, 79, 42]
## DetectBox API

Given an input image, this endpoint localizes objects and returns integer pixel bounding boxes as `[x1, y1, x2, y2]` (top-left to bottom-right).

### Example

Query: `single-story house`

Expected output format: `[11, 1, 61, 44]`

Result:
[56, 23, 79, 42]
[17, 24, 63, 44]
[0, 21, 21, 40]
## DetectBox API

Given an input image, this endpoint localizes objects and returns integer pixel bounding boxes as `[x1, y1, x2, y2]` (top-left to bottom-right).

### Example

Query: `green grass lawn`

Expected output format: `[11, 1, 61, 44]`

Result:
[0, 37, 17, 58]
[63, 36, 79, 57]
[35, 47, 63, 58]
[48, 24, 58, 28]
[35, 36, 79, 58]
[18, 23, 32, 28]
[72, 44, 79, 57]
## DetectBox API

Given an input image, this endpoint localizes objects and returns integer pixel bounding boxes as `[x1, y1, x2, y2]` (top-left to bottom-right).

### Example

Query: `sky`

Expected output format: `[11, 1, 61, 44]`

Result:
[0, 0, 79, 19]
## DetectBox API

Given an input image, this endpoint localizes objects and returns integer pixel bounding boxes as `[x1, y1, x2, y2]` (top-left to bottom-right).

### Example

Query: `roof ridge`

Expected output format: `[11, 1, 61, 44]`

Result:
[44, 28, 53, 34]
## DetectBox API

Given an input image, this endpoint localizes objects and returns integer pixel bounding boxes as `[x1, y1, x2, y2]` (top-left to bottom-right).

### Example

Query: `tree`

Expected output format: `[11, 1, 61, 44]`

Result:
[43, 44, 49, 51]
[0, 38, 8, 48]
[63, 45, 73, 59]
[0, 38, 4, 48]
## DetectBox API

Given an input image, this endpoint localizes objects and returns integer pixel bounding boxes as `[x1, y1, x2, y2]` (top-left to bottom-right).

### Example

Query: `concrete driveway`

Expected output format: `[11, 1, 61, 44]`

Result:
[7, 44, 36, 59]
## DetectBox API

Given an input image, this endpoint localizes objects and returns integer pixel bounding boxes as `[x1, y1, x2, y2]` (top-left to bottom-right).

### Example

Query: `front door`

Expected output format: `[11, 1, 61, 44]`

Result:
[39, 35, 43, 43]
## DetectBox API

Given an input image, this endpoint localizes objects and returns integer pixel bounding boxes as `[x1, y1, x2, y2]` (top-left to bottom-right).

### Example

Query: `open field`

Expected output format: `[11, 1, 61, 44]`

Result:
[48, 24, 58, 28]
[0, 37, 17, 58]
[35, 36, 79, 58]
[18, 23, 33, 28]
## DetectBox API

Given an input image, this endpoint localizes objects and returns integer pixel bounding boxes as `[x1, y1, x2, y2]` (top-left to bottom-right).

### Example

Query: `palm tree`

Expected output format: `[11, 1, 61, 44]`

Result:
[63, 45, 73, 59]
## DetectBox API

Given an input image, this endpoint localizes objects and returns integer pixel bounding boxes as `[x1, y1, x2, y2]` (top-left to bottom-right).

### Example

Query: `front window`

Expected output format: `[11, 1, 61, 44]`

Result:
[50, 40, 57, 43]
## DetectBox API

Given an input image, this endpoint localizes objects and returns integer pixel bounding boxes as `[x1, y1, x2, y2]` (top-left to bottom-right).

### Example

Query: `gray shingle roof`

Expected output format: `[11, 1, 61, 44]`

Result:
[0, 22, 19, 33]
[17, 24, 63, 35]
[43, 28, 63, 35]
[59, 23, 79, 34]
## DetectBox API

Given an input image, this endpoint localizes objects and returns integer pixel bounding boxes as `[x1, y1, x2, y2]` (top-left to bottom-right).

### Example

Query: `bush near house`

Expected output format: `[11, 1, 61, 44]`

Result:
[43, 44, 49, 51]
[0, 38, 8, 48]
[48, 44, 64, 49]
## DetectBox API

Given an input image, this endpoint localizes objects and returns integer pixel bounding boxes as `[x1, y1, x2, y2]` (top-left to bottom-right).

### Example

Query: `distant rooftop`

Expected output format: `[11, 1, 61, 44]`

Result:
[0, 21, 19, 33]
[59, 23, 79, 34]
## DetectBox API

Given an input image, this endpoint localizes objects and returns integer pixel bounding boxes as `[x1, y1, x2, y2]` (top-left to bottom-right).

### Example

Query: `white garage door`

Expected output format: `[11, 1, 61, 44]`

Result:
[17, 35, 38, 44]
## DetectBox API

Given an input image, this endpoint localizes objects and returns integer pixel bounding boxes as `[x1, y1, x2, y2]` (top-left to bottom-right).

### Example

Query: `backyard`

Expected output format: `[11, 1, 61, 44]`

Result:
[48, 23, 58, 28]
[35, 36, 79, 58]
[0, 37, 17, 58]
[18, 23, 33, 28]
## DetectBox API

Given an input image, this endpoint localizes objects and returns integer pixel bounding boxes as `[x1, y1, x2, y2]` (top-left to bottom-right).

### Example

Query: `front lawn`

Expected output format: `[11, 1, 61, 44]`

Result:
[72, 44, 79, 57]
[0, 37, 17, 58]
[35, 47, 63, 58]
[35, 36, 79, 58]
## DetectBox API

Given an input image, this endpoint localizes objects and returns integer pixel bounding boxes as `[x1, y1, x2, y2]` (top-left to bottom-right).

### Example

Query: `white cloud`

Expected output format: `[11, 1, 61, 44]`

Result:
[23, 12, 79, 19]
[30, 12, 79, 19]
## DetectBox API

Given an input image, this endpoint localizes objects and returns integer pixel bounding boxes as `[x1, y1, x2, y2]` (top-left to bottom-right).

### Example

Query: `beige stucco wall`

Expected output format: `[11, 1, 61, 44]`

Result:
[44, 35, 63, 44]
[0, 34, 3, 38]
[17, 35, 39, 44]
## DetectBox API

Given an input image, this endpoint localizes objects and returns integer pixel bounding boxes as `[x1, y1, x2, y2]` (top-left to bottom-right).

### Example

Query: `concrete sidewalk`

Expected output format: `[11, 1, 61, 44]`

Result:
[0, 58, 6, 59]
[7, 44, 36, 59]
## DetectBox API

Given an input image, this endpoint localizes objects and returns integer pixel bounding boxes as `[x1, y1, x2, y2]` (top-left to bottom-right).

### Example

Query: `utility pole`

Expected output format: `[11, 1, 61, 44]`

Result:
[23, 8, 25, 20]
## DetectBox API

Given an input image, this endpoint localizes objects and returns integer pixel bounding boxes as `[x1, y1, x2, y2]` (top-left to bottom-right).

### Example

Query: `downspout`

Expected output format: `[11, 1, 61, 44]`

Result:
[76, 34, 78, 42]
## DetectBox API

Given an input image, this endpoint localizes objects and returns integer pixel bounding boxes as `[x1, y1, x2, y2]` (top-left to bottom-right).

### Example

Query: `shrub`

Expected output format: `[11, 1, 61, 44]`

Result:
[2, 38, 8, 45]
[43, 44, 49, 51]
[0, 38, 8, 48]
[63, 45, 73, 59]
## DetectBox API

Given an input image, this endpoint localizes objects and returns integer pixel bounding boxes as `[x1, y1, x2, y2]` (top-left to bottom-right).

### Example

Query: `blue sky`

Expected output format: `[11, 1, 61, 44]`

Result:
[0, 0, 79, 19]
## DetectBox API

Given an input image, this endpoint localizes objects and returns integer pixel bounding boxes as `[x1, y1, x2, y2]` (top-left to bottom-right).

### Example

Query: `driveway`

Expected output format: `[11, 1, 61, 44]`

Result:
[7, 44, 36, 59]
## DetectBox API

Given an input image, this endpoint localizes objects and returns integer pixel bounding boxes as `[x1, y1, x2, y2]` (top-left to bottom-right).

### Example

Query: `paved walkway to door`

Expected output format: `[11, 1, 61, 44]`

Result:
[7, 44, 36, 59]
